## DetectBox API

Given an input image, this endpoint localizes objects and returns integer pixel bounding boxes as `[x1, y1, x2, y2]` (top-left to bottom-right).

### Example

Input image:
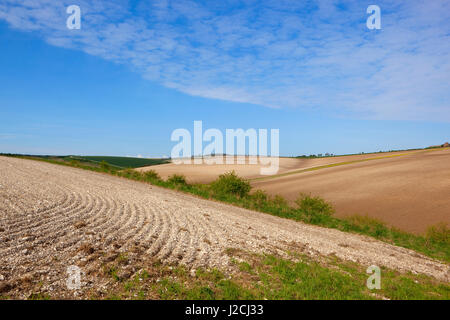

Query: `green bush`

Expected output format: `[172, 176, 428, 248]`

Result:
[295, 193, 334, 216]
[295, 193, 334, 223]
[69, 159, 80, 166]
[211, 171, 251, 198]
[426, 223, 450, 244]
[250, 190, 269, 208]
[143, 170, 161, 181]
[120, 168, 143, 180]
[167, 174, 187, 185]
[100, 160, 111, 171]
[272, 195, 297, 218]
[271, 195, 289, 208]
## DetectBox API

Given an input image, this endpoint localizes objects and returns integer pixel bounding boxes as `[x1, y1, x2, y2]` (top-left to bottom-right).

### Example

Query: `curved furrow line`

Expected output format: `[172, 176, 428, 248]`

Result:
[1, 191, 83, 244]
[99, 201, 131, 248]
[4, 191, 89, 248]
[87, 196, 121, 240]
[142, 198, 169, 248]
[152, 204, 178, 261]
[19, 190, 87, 234]
[129, 203, 155, 246]
[28, 192, 99, 249]
[103, 202, 140, 248]
[4, 164, 114, 245]
[3, 190, 77, 236]
[119, 203, 149, 250]
[81, 192, 116, 232]
[140, 200, 165, 251]
[119, 203, 146, 245]
[28, 194, 111, 262]
[15, 193, 120, 268]
[145, 202, 172, 259]
[156, 203, 189, 263]
[1, 167, 95, 230]
[0, 192, 94, 257]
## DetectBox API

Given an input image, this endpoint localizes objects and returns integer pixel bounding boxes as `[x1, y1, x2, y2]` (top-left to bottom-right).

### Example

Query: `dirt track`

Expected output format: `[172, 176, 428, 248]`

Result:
[0, 156, 448, 297]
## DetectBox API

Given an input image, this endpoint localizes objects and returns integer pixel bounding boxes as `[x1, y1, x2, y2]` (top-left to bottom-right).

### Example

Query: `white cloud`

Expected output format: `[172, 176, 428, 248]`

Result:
[0, 0, 449, 121]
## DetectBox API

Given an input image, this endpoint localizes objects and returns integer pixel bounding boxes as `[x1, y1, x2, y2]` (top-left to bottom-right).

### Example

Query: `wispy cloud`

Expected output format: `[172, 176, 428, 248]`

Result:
[1, 0, 449, 121]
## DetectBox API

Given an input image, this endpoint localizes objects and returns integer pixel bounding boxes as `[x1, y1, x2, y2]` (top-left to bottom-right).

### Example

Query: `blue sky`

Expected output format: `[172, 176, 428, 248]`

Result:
[0, 0, 449, 157]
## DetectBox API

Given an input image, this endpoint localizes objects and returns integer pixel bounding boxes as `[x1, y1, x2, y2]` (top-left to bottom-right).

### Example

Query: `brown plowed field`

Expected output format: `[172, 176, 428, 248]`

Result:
[0, 156, 448, 298]
[142, 149, 449, 233]
[253, 148, 450, 234]
[138, 150, 422, 183]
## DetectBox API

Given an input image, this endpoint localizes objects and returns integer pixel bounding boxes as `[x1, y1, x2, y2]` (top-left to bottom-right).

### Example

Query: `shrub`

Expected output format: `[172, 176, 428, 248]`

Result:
[211, 171, 251, 198]
[121, 168, 143, 180]
[295, 193, 334, 216]
[270, 195, 289, 209]
[100, 160, 111, 171]
[167, 174, 187, 185]
[69, 159, 80, 166]
[251, 190, 269, 208]
[295, 193, 334, 223]
[426, 223, 450, 244]
[143, 170, 161, 181]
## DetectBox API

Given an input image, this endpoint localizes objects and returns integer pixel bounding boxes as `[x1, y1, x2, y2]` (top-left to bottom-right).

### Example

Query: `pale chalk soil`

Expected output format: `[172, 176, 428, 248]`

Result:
[0, 156, 448, 298]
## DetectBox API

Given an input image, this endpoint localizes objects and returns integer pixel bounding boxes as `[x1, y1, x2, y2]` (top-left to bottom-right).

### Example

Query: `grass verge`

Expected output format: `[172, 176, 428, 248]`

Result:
[75, 249, 450, 300]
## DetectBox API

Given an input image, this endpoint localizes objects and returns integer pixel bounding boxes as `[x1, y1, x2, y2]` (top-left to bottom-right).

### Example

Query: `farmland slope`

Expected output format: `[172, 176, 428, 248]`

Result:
[0, 156, 448, 298]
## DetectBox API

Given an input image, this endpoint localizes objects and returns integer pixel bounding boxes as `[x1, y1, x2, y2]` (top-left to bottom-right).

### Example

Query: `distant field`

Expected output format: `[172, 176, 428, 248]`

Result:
[0, 154, 170, 169]
[139, 150, 424, 183]
[253, 148, 450, 234]
[142, 148, 450, 233]
[71, 156, 169, 168]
